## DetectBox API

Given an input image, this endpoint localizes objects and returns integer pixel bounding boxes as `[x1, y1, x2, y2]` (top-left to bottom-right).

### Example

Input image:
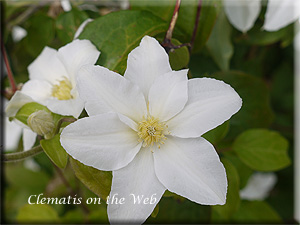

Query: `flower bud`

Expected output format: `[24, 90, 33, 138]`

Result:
[27, 110, 55, 139]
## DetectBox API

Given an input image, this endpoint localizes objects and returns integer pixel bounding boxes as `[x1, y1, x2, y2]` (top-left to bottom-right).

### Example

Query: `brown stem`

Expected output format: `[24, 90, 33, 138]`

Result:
[190, 0, 202, 50]
[53, 164, 90, 214]
[1, 38, 17, 92]
[55, 117, 77, 134]
[164, 0, 181, 44]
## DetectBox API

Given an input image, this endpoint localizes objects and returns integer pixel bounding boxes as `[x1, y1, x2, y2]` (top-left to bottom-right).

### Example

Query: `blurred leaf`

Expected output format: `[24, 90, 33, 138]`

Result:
[69, 157, 112, 200]
[23, 13, 55, 57]
[233, 129, 291, 171]
[232, 200, 282, 223]
[61, 208, 85, 223]
[146, 197, 210, 223]
[203, 121, 229, 145]
[56, 7, 88, 44]
[88, 207, 109, 223]
[130, 0, 176, 21]
[239, 24, 294, 47]
[40, 134, 68, 169]
[17, 204, 59, 223]
[224, 152, 253, 189]
[79, 10, 167, 74]
[169, 39, 190, 70]
[5, 162, 49, 194]
[209, 71, 274, 138]
[206, 11, 233, 71]
[211, 158, 240, 222]
[14, 102, 48, 125]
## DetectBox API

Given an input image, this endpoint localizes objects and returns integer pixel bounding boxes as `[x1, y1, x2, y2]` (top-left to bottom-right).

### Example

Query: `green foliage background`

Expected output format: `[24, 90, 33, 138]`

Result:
[2, 0, 296, 223]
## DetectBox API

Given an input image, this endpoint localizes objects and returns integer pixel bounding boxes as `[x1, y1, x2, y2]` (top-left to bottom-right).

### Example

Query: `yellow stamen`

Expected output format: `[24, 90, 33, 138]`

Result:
[52, 78, 73, 100]
[137, 116, 168, 148]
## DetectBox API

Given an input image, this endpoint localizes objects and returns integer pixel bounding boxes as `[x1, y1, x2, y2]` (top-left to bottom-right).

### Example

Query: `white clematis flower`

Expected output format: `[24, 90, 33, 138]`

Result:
[60, 36, 242, 224]
[240, 172, 277, 200]
[12, 39, 100, 118]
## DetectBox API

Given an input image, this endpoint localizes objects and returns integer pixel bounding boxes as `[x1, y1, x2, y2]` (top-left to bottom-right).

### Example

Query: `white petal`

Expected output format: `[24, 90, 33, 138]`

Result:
[224, 0, 261, 33]
[21, 80, 52, 102]
[45, 96, 84, 118]
[240, 172, 277, 200]
[60, 113, 142, 171]
[28, 47, 68, 84]
[12, 26, 27, 42]
[168, 78, 242, 138]
[5, 91, 34, 117]
[74, 18, 93, 39]
[153, 136, 227, 205]
[4, 118, 22, 151]
[61, 0, 71, 12]
[149, 69, 188, 121]
[263, 0, 300, 31]
[57, 39, 100, 84]
[23, 128, 37, 151]
[124, 36, 172, 99]
[108, 148, 166, 224]
[77, 65, 147, 122]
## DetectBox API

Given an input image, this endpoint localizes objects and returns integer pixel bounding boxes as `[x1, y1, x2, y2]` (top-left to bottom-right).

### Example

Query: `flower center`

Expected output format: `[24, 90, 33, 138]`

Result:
[138, 116, 168, 148]
[52, 78, 73, 100]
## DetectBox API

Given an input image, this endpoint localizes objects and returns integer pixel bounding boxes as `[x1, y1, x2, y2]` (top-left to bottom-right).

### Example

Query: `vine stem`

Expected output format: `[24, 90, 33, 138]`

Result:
[190, 0, 202, 50]
[1, 38, 17, 92]
[2, 145, 43, 162]
[164, 0, 181, 43]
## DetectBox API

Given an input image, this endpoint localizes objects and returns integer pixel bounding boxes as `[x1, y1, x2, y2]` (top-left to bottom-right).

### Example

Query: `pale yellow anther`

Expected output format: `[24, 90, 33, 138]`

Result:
[137, 116, 168, 148]
[52, 78, 73, 100]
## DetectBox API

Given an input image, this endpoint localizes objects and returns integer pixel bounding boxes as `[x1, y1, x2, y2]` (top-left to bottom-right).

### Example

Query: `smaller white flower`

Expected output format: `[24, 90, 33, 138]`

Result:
[240, 172, 277, 200]
[224, 0, 300, 32]
[5, 93, 37, 151]
[8, 39, 100, 118]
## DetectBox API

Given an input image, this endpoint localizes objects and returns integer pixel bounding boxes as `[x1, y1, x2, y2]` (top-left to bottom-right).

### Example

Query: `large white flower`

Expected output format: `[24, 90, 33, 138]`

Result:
[16, 39, 100, 118]
[60, 36, 242, 224]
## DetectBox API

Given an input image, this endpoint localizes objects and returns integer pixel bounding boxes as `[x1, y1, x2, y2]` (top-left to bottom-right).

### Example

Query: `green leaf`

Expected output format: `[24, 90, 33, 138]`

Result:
[79, 10, 168, 74]
[211, 158, 240, 222]
[224, 152, 253, 189]
[56, 7, 88, 44]
[208, 71, 274, 138]
[232, 201, 282, 223]
[23, 13, 55, 57]
[206, 11, 233, 71]
[202, 121, 229, 145]
[169, 39, 190, 70]
[14, 102, 49, 125]
[17, 204, 59, 223]
[40, 134, 68, 169]
[233, 129, 291, 171]
[69, 157, 112, 200]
